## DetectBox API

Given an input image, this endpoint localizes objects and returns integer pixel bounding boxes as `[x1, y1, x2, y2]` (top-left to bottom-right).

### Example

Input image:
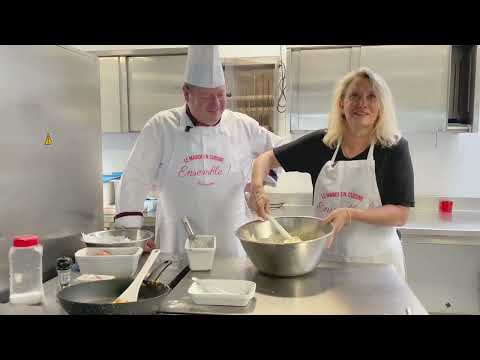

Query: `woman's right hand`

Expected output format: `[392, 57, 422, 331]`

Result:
[250, 150, 281, 221]
[251, 186, 271, 220]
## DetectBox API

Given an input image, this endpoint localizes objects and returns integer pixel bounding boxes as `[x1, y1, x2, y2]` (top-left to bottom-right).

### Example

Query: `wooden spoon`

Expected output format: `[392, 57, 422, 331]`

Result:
[266, 215, 294, 242]
[112, 249, 161, 304]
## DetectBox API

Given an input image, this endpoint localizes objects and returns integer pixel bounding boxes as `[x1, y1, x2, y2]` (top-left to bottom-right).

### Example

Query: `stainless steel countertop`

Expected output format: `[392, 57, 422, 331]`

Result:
[0, 255, 427, 315]
[105, 191, 480, 238]
[397, 210, 480, 237]
[270, 205, 480, 237]
[158, 257, 428, 315]
[0, 271, 67, 315]
[105, 205, 480, 237]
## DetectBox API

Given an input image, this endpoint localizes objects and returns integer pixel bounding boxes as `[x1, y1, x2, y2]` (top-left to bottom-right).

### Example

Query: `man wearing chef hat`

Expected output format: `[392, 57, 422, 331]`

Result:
[114, 45, 283, 257]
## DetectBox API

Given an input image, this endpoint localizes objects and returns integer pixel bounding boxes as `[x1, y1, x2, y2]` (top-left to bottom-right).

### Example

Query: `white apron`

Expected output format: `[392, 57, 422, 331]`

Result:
[314, 140, 406, 279]
[154, 116, 249, 257]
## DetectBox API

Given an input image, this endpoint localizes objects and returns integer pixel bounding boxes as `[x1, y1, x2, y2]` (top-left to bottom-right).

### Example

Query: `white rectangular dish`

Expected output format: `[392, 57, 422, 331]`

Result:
[75, 247, 142, 278]
[188, 279, 256, 307]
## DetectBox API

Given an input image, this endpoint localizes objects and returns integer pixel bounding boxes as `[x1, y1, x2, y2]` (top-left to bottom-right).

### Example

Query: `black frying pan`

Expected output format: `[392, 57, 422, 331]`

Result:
[57, 260, 173, 315]
[57, 279, 170, 315]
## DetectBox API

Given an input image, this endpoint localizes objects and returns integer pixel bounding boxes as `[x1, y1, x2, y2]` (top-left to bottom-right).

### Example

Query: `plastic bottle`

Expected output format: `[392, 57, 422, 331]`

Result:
[9, 235, 44, 305]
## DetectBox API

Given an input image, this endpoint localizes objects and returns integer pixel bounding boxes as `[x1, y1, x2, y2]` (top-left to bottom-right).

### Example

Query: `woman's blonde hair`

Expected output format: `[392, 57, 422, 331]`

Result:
[323, 67, 401, 148]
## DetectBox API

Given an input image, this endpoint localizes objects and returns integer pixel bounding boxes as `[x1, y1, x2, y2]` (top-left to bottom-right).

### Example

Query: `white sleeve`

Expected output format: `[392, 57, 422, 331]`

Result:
[115, 119, 164, 228]
[251, 122, 284, 154]
[247, 117, 286, 187]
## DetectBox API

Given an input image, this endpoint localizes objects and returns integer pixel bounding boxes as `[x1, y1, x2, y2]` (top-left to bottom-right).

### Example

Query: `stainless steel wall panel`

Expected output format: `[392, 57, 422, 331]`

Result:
[0, 46, 103, 292]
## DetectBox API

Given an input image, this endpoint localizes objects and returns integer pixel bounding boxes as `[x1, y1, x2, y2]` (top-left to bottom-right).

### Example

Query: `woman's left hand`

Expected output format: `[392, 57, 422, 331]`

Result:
[323, 208, 351, 248]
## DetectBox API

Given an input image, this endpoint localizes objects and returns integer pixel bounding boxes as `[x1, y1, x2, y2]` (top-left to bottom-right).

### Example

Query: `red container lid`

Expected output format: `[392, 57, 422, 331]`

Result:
[13, 235, 40, 247]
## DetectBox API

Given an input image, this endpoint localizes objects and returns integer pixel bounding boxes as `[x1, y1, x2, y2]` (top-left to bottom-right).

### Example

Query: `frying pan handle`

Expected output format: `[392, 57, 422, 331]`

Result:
[144, 259, 173, 285]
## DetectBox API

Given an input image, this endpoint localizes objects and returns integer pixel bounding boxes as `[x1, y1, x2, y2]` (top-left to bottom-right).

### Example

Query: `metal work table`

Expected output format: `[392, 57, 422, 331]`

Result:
[104, 194, 480, 238]
[121, 206, 480, 237]
[397, 210, 480, 237]
[159, 257, 428, 315]
[0, 276, 66, 315]
[0, 255, 427, 315]
[269, 205, 480, 237]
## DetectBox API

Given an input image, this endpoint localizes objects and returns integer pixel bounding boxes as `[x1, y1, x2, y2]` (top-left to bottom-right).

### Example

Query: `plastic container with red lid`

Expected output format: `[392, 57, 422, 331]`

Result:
[9, 234, 44, 304]
[13, 235, 40, 247]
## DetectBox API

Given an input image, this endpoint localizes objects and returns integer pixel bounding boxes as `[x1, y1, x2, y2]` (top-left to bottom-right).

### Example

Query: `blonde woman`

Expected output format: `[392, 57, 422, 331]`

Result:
[250, 67, 414, 279]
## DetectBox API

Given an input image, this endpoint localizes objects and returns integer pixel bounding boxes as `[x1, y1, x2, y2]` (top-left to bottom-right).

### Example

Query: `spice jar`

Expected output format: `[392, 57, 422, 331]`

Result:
[56, 256, 72, 289]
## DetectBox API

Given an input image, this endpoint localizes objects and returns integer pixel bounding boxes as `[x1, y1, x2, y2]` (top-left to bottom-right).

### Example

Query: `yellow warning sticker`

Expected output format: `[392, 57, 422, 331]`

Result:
[44, 133, 53, 145]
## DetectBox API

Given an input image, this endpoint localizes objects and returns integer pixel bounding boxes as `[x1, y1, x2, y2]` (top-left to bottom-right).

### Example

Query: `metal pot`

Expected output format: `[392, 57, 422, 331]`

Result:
[235, 216, 334, 277]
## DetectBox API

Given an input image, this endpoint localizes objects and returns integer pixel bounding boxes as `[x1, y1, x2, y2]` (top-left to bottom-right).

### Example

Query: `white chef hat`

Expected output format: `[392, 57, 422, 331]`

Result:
[184, 45, 225, 88]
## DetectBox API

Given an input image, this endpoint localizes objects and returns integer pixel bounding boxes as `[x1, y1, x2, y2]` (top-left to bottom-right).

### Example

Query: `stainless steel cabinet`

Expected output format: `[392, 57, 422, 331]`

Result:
[0, 46, 103, 286]
[288, 45, 452, 133]
[98, 53, 187, 133]
[127, 55, 187, 132]
[359, 45, 450, 133]
[99, 57, 123, 133]
[99, 52, 279, 133]
[289, 47, 356, 131]
[402, 233, 480, 314]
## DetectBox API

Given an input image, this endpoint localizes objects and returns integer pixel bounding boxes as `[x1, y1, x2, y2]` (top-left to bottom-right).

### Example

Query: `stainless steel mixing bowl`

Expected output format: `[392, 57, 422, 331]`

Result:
[235, 216, 334, 277]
